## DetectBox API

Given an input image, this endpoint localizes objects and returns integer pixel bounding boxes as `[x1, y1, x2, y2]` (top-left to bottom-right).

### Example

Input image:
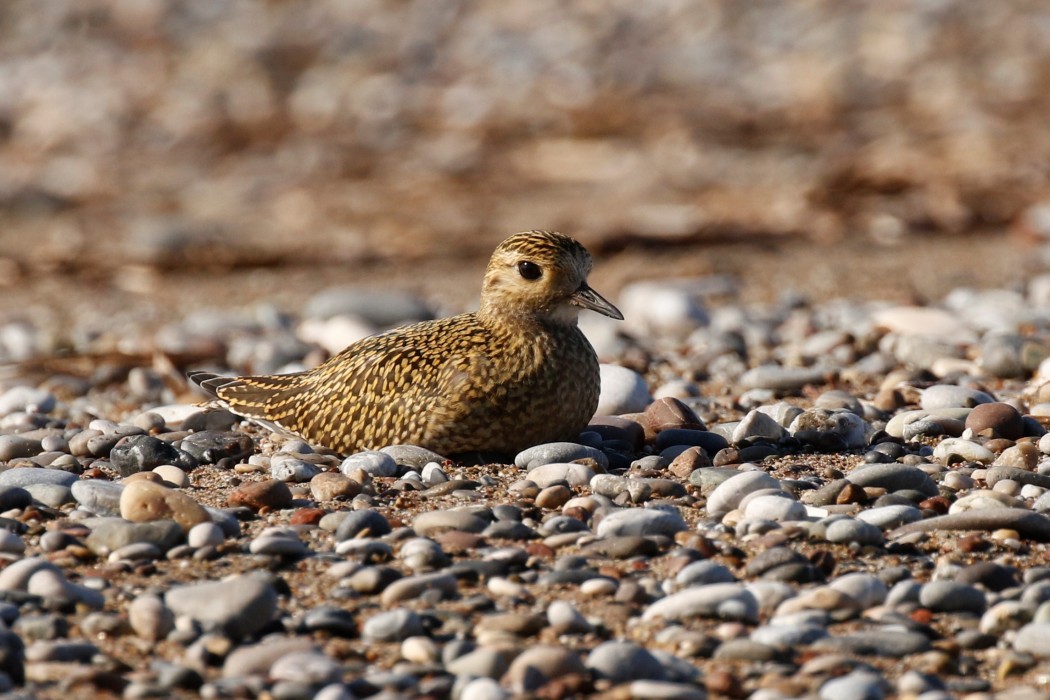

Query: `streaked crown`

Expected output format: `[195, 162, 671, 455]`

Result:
[479, 230, 594, 322]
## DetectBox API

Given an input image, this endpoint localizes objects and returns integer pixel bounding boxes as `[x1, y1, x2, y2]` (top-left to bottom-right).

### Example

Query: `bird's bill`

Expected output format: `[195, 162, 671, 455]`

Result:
[570, 284, 624, 320]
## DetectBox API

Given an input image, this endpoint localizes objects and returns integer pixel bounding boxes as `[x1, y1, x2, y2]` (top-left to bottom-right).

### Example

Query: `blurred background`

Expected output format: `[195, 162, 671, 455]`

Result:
[0, 0, 1048, 336]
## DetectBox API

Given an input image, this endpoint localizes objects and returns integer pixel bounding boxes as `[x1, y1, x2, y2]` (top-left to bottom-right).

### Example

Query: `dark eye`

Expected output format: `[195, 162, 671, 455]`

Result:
[517, 260, 542, 280]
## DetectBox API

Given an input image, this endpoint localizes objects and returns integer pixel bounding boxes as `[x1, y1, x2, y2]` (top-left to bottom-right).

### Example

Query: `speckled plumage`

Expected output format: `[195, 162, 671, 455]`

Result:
[188, 230, 623, 455]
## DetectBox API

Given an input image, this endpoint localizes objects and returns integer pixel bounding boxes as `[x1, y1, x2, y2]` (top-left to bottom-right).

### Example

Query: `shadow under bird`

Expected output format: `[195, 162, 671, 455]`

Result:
[188, 230, 623, 456]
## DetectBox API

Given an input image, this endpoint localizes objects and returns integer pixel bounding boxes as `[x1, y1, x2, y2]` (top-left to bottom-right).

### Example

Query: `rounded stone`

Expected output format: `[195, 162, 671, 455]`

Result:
[310, 472, 361, 501]
[165, 573, 278, 639]
[596, 364, 652, 416]
[227, 479, 293, 511]
[129, 594, 175, 642]
[586, 641, 666, 684]
[966, 402, 1025, 440]
[120, 479, 210, 533]
[340, 450, 398, 478]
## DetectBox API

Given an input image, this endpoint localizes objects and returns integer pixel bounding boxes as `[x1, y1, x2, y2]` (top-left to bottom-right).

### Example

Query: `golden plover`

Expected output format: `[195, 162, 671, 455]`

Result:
[188, 230, 623, 455]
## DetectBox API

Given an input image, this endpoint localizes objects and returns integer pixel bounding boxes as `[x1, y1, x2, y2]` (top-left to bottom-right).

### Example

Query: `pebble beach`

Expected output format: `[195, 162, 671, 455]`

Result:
[5, 2, 1050, 698]
[3, 271, 1050, 700]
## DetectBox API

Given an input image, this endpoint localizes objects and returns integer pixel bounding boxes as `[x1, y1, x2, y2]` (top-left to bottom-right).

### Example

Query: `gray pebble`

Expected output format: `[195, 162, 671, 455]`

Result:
[270, 651, 342, 685]
[846, 463, 938, 496]
[71, 479, 124, 516]
[270, 455, 320, 482]
[919, 580, 987, 614]
[129, 594, 175, 642]
[109, 435, 197, 476]
[334, 509, 392, 541]
[84, 517, 183, 555]
[596, 364, 652, 415]
[856, 505, 923, 530]
[820, 670, 887, 700]
[890, 509, 1050, 542]
[596, 507, 687, 538]
[644, 583, 759, 623]
[362, 609, 423, 642]
[413, 510, 487, 536]
[0, 387, 55, 415]
[516, 442, 609, 471]
[380, 444, 447, 468]
[921, 385, 995, 410]
[165, 573, 278, 639]
[1013, 622, 1050, 657]
[706, 471, 781, 519]
[825, 518, 885, 546]
[340, 450, 398, 477]
[586, 640, 666, 684]
[739, 365, 829, 391]
[0, 467, 77, 489]
[0, 435, 42, 461]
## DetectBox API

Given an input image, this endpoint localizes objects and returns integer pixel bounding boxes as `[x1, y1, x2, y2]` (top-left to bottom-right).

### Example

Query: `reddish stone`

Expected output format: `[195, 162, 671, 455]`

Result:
[289, 507, 325, 525]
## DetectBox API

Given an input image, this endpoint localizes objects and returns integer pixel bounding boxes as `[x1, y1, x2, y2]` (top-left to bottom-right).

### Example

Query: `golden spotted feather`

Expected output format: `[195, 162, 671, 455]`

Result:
[188, 230, 623, 455]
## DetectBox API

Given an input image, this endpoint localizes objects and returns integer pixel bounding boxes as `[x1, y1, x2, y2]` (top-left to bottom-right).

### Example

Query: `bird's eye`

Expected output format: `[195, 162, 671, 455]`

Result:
[517, 260, 542, 280]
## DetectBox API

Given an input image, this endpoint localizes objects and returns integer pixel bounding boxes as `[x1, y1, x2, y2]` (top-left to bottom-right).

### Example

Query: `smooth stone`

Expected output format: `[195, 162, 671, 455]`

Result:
[732, 410, 786, 444]
[820, 670, 888, 700]
[1014, 623, 1050, 656]
[25, 640, 98, 663]
[789, 408, 871, 449]
[547, 600, 593, 635]
[743, 494, 807, 523]
[829, 573, 888, 609]
[109, 435, 197, 476]
[165, 573, 278, 639]
[24, 483, 72, 507]
[0, 387, 54, 415]
[596, 507, 687, 537]
[811, 629, 932, 657]
[846, 463, 938, 495]
[270, 455, 320, 482]
[884, 408, 971, 439]
[0, 486, 30, 511]
[0, 557, 60, 591]
[334, 509, 393, 541]
[586, 641, 666, 684]
[187, 522, 225, 548]
[362, 609, 424, 642]
[120, 479, 210, 532]
[340, 450, 398, 478]
[750, 624, 828, 649]
[0, 467, 77, 488]
[0, 436, 41, 461]
[921, 385, 996, 410]
[380, 444, 447, 468]
[221, 637, 316, 679]
[675, 560, 736, 588]
[270, 651, 341, 685]
[459, 677, 511, 700]
[249, 533, 309, 557]
[503, 645, 586, 693]
[228, 479, 293, 511]
[739, 365, 828, 392]
[873, 306, 975, 340]
[933, 438, 996, 465]
[129, 593, 175, 642]
[153, 464, 190, 487]
[596, 364, 652, 415]
[986, 467, 1050, 491]
[515, 442, 609, 471]
[890, 509, 1050, 541]
[71, 479, 124, 516]
[310, 472, 361, 501]
[178, 431, 254, 464]
[527, 463, 595, 487]
[706, 471, 782, 519]
[966, 402, 1025, 439]
[856, 505, 923, 530]
[26, 569, 104, 609]
[643, 583, 759, 623]
[825, 518, 884, 546]
[919, 580, 987, 614]
[627, 680, 706, 700]
[380, 572, 458, 605]
[949, 490, 1017, 513]
[84, 517, 183, 555]
[411, 509, 489, 537]
[0, 531, 24, 555]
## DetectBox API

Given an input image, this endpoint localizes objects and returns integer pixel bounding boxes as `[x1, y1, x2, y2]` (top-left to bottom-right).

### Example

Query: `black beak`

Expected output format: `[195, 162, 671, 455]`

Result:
[570, 284, 623, 320]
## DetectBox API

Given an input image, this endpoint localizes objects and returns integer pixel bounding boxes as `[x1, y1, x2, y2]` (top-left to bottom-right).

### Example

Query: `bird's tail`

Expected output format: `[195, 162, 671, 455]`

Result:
[186, 370, 308, 431]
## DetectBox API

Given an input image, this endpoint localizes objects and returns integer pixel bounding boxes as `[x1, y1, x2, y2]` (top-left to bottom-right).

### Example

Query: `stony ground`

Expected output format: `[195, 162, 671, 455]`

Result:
[3, 248, 1050, 700]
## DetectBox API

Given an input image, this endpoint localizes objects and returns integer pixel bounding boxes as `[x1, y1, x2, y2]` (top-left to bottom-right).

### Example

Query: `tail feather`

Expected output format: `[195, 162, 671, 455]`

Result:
[187, 370, 308, 427]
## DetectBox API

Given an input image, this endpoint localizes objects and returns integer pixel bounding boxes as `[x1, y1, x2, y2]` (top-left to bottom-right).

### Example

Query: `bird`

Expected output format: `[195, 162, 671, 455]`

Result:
[187, 230, 623, 456]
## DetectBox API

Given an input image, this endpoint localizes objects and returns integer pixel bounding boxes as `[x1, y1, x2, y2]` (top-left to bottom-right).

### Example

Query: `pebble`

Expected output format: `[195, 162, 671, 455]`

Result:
[596, 507, 687, 537]
[270, 454, 320, 482]
[109, 435, 197, 476]
[310, 472, 360, 501]
[362, 609, 424, 642]
[227, 479, 293, 511]
[643, 584, 759, 623]
[596, 364, 652, 415]
[516, 442, 609, 471]
[129, 593, 175, 642]
[890, 509, 1050, 542]
[334, 509, 393, 540]
[165, 573, 278, 639]
[706, 471, 782, 519]
[586, 641, 666, 683]
[340, 450, 398, 477]
[120, 479, 210, 532]
[0, 467, 77, 489]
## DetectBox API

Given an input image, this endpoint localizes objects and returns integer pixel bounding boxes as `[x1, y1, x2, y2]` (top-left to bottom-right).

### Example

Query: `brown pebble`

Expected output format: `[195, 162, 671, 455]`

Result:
[712, 448, 740, 466]
[966, 402, 1025, 440]
[535, 484, 572, 509]
[525, 542, 555, 559]
[122, 472, 162, 484]
[956, 534, 990, 553]
[227, 479, 293, 511]
[644, 396, 705, 433]
[290, 508, 325, 525]
[309, 472, 361, 501]
[873, 388, 904, 412]
[433, 530, 484, 553]
[706, 669, 745, 699]
[119, 479, 210, 532]
[835, 482, 867, 505]
[919, 496, 951, 514]
[669, 446, 709, 479]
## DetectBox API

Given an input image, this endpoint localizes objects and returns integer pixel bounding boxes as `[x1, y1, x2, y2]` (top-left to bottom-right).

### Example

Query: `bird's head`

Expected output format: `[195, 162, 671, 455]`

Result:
[479, 230, 623, 325]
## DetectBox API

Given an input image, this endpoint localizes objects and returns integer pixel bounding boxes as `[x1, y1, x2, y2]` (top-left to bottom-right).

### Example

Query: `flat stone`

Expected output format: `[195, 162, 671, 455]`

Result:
[890, 509, 1050, 542]
[165, 573, 278, 639]
[596, 507, 687, 537]
[643, 583, 759, 623]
